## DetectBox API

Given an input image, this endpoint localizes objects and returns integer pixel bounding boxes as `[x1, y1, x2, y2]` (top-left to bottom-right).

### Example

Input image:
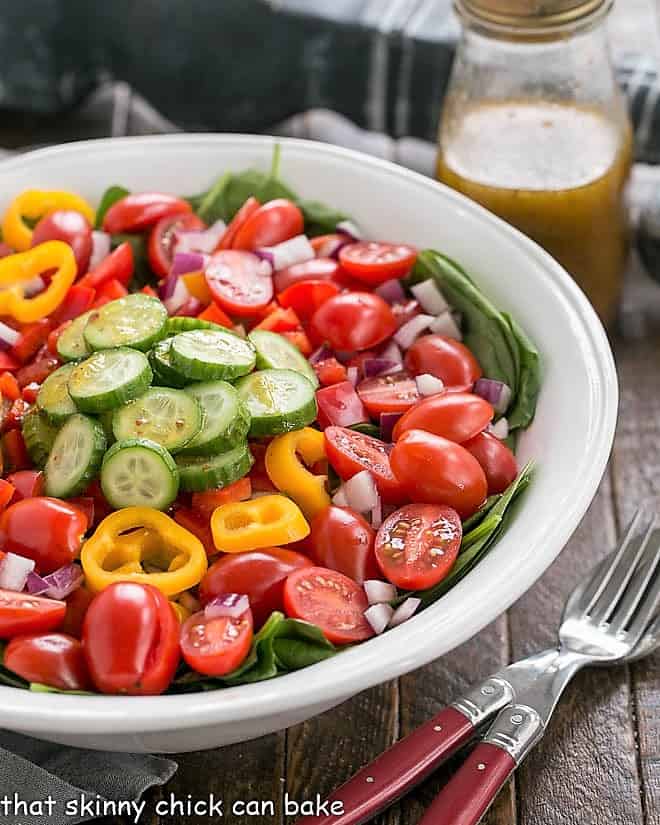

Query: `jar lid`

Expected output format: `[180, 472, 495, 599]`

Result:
[456, 0, 608, 28]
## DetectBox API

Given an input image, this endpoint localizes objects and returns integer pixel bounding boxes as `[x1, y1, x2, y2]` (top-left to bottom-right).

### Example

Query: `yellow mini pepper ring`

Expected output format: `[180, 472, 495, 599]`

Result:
[0, 241, 77, 322]
[2, 189, 95, 251]
[211, 494, 310, 553]
[265, 427, 330, 520]
[81, 507, 208, 596]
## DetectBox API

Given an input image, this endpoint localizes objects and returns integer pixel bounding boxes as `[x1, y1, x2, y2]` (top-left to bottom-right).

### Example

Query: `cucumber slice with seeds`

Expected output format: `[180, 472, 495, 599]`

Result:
[179, 380, 251, 456]
[83, 294, 168, 351]
[68, 347, 152, 413]
[36, 363, 78, 423]
[176, 442, 253, 492]
[112, 387, 203, 453]
[149, 339, 188, 388]
[56, 310, 94, 362]
[22, 409, 59, 467]
[249, 329, 319, 388]
[44, 413, 106, 498]
[101, 437, 179, 510]
[235, 368, 317, 437]
[170, 329, 256, 381]
[165, 317, 227, 335]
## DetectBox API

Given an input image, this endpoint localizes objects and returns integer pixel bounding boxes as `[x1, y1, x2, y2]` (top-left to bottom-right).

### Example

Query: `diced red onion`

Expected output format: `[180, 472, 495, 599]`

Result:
[27, 564, 83, 600]
[380, 412, 402, 442]
[430, 311, 462, 341]
[374, 278, 406, 305]
[394, 314, 435, 350]
[0, 320, 20, 351]
[363, 358, 399, 378]
[488, 417, 509, 440]
[415, 373, 445, 397]
[89, 231, 111, 270]
[332, 485, 349, 507]
[410, 279, 449, 316]
[171, 251, 209, 277]
[22, 276, 46, 298]
[175, 219, 227, 255]
[161, 276, 191, 315]
[175, 297, 204, 317]
[364, 603, 394, 635]
[26, 570, 50, 596]
[314, 235, 352, 259]
[346, 366, 359, 387]
[344, 470, 379, 514]
[335, 350, 356, 364]
[309, 344, 335, 365]
[0, 552, 35, 592]
[255, 235, 314, 271]
[388, 597, 421, 627]
[159, 270, 179, 301]
[364, 580, 397, 605]
[370, 496, 383, 529]
[336, 220, 364, 241]
[205, 593, 250, 619]
[233, 323, 247, 337]
[379, 340, 403, 366]
[180, 591, 201, 614]
[474, 378, 512, 415]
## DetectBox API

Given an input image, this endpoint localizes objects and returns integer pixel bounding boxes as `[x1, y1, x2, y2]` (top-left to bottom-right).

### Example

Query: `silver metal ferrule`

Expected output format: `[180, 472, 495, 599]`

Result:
[451, 677, 515, 727]
[482, 704, 544, 763]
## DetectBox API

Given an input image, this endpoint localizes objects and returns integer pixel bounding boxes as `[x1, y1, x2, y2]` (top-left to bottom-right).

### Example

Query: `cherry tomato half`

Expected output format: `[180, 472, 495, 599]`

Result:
[205, 250, 274, 316]
[4, 633, 92, 691]
[463, 431, 518, 494]
[392, 392, 493, 443]
[148, 212, 206, 278]
[217, 197, 261, 250]
[404, 335, 482, 389]
[0, 590, 66, 639]
[310, 506, 379, 585]
[339, 242, 417, 285]
[199, 548, 313, 629]
[83, 582, 180, 695]
[283, 566, 373, 644]
[375, 504, 462, 590]
[278, 280, 340, 322]
[180, 608, 253, 677]
[310, 292, 396, 352]
[31, 210, 93, 276]
[324, 426, 405, 503]
[0, 497, 88, 574]
[232, 199, 304, 250]
[274, 257, 340, 294]
[390, 429, 487, 518]
[357, 372, 420, 416]
[102, 193, 192, 234]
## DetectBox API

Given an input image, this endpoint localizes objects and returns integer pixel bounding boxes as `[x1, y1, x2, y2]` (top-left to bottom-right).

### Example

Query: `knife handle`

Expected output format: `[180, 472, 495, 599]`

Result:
[294, 706, 475, 825]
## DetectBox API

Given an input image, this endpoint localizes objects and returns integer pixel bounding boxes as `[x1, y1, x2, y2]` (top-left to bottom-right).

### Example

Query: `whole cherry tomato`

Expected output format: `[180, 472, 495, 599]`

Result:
[180, 608, 253, 677]
[310, 292, 396, 351]
[147, 212, 206, 278]
[356, 372, 420, 416]
[31, 210, 92, 276]
[102, 193, 191, 234]
[4, 633, 92, 691]
[0, 497, 88, 574]
[199, 547, 313, 628]
[310, 506, 379, 584]
[283, 566, 373, 644]
[0, 590, 66, 639]
[232, 199, 304, 250]
[390, 429, 487, 518]
[83, 582, 180, 695]
[59, 586, 95, 639]
[205, 250, 274, 316]
[324, 426, 405, 503]
[392, 392, 493, 443]
[274, 258, 340, 293]
[404, 335, 482, 389]
[375, 503, 462, 590]
[338, 241, 417, 285]
[463, 431, 518, 494]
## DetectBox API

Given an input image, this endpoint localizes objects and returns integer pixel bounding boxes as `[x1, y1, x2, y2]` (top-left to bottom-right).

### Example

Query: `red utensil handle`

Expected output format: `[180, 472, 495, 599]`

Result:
[417, 742, 515, 825]
[294, 706, 474, 825]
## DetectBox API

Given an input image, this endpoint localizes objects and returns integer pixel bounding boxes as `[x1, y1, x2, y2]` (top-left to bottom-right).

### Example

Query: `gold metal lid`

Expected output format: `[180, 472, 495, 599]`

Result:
[456, 0, 609, 28]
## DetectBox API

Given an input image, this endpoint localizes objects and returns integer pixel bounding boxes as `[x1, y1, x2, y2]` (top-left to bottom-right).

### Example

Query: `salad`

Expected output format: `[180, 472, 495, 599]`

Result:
[0, 148, 538, 696]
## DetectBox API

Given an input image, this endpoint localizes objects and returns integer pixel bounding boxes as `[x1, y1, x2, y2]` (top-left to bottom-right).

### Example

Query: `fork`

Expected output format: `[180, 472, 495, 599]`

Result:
[294, 507, 660, 825]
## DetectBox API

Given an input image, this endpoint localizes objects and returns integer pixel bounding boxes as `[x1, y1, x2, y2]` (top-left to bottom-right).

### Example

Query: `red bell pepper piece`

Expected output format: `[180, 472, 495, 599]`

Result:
[281, 330, 313, 356]
[173, 507, 216, 557]
[0, 351, 19, 373]
[314, 357, 348, 387]
[191, 478, 252, 521]
[77, 242, 134, 290]
[51, 285, 96, 324]
[21, 382, 40, 404]
[0, 372, 21, 401]
[0, 479, 15, 511]
[7, 470, 44, 501]
[92, 278, 129, 308]
[253, 307, 301, 333]
[197, 302, 233, 328]
[2, 429, 31, 471]
[1, 399, 30, 433]
[16, 355, 59, 388]
[141, 285, 158, 297]
[10, 320, 53, 364]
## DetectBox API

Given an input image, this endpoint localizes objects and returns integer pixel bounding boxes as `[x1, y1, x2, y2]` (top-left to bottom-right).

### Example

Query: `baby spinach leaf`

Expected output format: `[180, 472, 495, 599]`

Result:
[299, 200, 350, 238]
[349, 422, 381, 439]
[502, 313, 541, 431]
[111, 233, 154, 290]
[95, 185, 130, 229]
[461, 494, 501, 533]
[29, 683, 94, 696]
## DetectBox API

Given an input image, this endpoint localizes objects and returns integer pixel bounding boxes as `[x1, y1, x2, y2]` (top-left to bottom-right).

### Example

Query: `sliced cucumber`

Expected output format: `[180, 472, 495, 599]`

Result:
[56, 310, 94, 362]
[22, 409, 58, 467]
[179, 380, 251, 456]
[170, 329, 256, 381]
[112, 387, 203, 453]
[99, 410, 116, 446]
[176, 441, 253, 492]
[101, 437, 179, 510]
[44, 413, 106, 498]
[235, 368, 318, 437]
[68, 347, 152, 413]
[83, 294, 168, 352]
[149, 339, 188, 389]
[248, 329, 319, 388]
[165, 317, 227, 335]
[36, 363, 78, 423]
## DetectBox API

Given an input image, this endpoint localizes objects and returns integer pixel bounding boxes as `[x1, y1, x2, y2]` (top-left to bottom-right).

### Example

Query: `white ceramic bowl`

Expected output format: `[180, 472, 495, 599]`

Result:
[0, 135, 616, 753]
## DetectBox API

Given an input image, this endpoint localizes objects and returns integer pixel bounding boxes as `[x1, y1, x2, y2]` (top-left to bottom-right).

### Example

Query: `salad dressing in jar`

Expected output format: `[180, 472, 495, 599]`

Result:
[437, 0, 632, 324]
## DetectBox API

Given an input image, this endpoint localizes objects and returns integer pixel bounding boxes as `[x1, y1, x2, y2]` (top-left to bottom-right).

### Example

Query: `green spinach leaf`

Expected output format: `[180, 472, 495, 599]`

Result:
[299, 200, 350, 238]
[111, 233, 154, 290]
[95, 185, 130, 229]
[502, 313, 541, 431]
[349, 422, 381, 439]
[29, 683, 94, 696]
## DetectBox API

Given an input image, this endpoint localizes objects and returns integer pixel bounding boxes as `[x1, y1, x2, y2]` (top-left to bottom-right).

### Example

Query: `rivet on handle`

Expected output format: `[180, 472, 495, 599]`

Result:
[477, 763, 487, 771]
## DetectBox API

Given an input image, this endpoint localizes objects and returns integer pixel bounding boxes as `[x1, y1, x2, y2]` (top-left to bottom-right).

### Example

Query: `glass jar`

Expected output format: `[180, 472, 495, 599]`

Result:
[437, 0, 632, 325]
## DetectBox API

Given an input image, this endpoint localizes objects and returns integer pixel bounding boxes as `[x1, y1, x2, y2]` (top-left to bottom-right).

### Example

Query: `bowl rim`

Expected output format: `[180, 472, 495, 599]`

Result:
[0, 133, 618, 734]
